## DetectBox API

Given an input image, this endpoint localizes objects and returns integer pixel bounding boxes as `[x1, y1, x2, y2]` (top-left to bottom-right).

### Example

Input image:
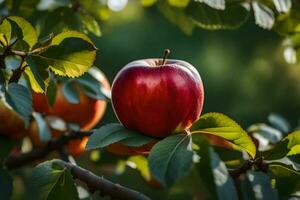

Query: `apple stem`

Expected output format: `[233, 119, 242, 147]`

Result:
[161, 49, 170, 65]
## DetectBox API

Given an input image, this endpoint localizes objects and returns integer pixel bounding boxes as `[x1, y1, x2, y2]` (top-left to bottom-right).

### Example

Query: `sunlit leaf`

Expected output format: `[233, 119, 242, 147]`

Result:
[168, 0, 190, 8]
[0, 19, 11, 46]
[191, 112, 256, 158]
[24, 56, 50, 93]
[252, 2, 275, 29]
[34, 31, 97, 78]
[8, 16, 38, 49]
[140, 0, 157, 7]
[127, 156, 151, 181]
[148, 134, 193, 187]
[78, 12, 101, 37]
[273, 0, 291, 13]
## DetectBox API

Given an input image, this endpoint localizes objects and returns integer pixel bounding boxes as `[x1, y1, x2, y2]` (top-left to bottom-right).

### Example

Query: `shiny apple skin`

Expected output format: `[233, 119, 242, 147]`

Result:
[111, 59, 204, 138]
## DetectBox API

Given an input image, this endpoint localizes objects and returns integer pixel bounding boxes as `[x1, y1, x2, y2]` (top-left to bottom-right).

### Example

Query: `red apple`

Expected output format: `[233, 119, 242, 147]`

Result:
[111, 50, 204, 138]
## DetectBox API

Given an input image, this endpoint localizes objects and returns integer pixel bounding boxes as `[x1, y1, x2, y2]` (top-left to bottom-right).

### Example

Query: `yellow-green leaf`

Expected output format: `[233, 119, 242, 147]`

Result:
[8, 16, 38, 49]
[285, 131, 300, 156]
[0, 19, 11, 46]
[168, 0, 190, 8]
[191, 112, 256, 158]
[36, 31, 97, 78]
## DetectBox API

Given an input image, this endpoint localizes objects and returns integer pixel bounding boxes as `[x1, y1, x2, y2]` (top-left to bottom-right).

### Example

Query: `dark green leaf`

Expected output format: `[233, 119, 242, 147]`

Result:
[46, 79, 57, 106]
[264, 139, 289, 160]
[86, 123, 152, 150]
[30, 160, 79, 200]
[186, 1, 249, 30]
[62, 81, 80, 104]
[194, 136, 238, 200]
[246, 171, 278, 200]
[32, 112, 51, 142]
[148, 134, 193, 187]
[0, 169, 13, 199]
[5, 83, 32, 127]
[269, 159, 300, 196]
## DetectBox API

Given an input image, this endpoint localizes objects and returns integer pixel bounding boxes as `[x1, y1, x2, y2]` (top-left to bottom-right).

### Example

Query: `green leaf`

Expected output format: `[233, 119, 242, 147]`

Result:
[30, 160, 79, 200]
[46, 79, 57, 106]
[0, 19, 12, 46]
[35, 31, 97, 78]
[78, 12, 101, 37]
[191, 112, 256, 158]
[186, 1, 249, 30]
[272, 0, 291, 13]
[252, 2, 275, 29]
[7, 16, 38, 49]
[32, 112, 51, 142]
[194, 136, 238, 200]
[196, 0, 225, 10]
[158, 0, 195, 35]
[247, 123, 282, 144]
[148, 134, 193, 187]
[5, 83, 32, 127]
[284, 130, 300, 156]
[266, 130, 300, 160]
[86, 123, 152, 150]
[24, 56, 50, 93]
[269, 159, 300, 196]
[77, 67, 109, 100]
[274, 4, 300, 35]
[168, 0, 190, 8]
[268, 113, 291, 133]
[246, 171, 278, 200]
[0, 169, 13, 200]
[62, 81, 80, 104]
[127, 156, 151, 181]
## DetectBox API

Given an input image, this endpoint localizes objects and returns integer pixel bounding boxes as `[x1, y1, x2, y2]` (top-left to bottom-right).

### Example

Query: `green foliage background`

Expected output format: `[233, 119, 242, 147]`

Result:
[96, 3, 300, 127]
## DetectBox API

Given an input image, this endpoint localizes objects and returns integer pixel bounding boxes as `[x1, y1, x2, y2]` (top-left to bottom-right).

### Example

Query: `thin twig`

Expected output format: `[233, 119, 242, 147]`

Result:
[5, 130, 92, 169]
[54, 160, 151, 200]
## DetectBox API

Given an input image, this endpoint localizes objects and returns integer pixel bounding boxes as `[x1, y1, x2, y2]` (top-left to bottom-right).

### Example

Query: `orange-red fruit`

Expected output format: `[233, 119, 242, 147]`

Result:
[0, 100, 26, 139]
[31, 70, 110, 156]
